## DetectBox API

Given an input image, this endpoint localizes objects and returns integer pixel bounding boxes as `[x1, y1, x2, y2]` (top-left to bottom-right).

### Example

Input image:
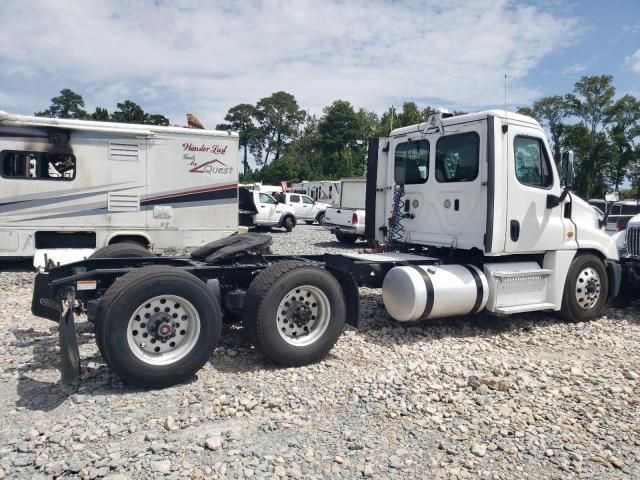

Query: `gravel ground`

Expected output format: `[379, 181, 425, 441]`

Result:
[0, 225, 639, 479]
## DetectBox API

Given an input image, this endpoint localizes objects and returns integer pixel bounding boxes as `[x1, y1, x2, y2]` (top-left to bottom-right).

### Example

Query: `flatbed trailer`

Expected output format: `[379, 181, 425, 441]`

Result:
[32, 233, 439, 387]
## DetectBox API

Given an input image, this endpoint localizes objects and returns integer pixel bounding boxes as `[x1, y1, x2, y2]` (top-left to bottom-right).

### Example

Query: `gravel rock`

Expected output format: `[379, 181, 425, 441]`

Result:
[0, 225, 639, 479]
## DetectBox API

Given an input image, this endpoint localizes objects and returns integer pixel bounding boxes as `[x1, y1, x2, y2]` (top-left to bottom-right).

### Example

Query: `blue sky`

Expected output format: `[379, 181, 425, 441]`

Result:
[0, 0, 638, 127]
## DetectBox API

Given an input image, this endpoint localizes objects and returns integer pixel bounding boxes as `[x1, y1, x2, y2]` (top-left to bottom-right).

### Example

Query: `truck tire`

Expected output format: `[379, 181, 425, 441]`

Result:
[90, 243, 150, 259]
[283, 216, 295, 232]
[560, 254, 608, 322]
[335, 231, 358, 244]
[95, 266, 222, 387]
[305, 220, 314, 225]
[243, 260, 346, 366]
[316, 212, 325, 225]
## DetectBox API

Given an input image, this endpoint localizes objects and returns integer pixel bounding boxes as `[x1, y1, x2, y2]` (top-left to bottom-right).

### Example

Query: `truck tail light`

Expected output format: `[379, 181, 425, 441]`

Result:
[352, 212, 358, 224]
[617, 220, 624, 231]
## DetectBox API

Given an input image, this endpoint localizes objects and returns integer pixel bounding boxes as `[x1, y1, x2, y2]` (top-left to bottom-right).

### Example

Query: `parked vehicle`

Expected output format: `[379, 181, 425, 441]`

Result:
[612, 201, 640, 305]
[291, 180, 341, 206]
[589, 198, 640, 232]
[0, 111, 239, 268]
[323, 178, 366, 243]
[239, 187, 296, 231]
[31, 110, 621, 388]
[278, 192, 329, 225]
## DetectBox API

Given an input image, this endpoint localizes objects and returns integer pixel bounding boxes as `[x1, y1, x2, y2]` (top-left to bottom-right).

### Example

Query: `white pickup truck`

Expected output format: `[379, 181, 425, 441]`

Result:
[239, 187, 297, 231]
[278, 192, 330, 225]
[323, 178, 366, 243]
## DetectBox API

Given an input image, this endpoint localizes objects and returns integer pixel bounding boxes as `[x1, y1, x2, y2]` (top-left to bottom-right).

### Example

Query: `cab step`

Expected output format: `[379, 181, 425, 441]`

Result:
[494, 302, 556, 315]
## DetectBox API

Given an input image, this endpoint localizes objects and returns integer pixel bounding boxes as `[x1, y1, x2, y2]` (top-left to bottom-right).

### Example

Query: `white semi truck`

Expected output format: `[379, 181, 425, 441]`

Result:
[31, 110, 621, 388]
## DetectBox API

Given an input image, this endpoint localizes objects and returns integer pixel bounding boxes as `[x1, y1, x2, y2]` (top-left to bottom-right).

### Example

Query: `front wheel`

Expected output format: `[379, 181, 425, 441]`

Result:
[560, 254, 608, 322]
[243, 260, 346, 366]
[283, 216, 295, 232]
[95, 266, 222, 387]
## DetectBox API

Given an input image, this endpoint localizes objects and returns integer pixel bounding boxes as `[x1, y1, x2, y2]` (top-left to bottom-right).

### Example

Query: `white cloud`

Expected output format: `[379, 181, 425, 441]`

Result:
[0, 0, 578, 126]
[629, 50, 640, 74]
[562, 61, 590, 75]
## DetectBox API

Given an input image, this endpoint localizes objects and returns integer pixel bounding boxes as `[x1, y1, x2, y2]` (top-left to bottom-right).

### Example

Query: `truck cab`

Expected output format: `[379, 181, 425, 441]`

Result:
[367, 111, 620, 319]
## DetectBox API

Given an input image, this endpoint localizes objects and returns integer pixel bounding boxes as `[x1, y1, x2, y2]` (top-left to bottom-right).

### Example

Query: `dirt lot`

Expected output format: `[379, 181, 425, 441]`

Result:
[0, 225, 638, 479]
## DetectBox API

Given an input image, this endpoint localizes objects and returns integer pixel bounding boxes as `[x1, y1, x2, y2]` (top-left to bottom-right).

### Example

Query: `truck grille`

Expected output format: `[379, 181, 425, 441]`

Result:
[627, 226, 640, 256]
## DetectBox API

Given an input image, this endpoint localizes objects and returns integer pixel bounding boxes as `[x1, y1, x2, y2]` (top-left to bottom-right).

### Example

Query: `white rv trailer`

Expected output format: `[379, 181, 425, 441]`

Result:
[291, 180, 341, 206]
[0, 111, 239, 265]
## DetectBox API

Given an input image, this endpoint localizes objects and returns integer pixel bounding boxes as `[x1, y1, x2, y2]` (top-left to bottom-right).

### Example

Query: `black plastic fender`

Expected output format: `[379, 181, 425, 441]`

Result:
[326, 267, 360, 328]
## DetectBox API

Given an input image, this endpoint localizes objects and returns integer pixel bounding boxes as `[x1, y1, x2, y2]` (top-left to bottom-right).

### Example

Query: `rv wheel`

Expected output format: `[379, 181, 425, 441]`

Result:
[560, 254, 608, 322]
[90, 243, 150, 259]
[243, 260, 346, 366]
[95, 266, 222, 387]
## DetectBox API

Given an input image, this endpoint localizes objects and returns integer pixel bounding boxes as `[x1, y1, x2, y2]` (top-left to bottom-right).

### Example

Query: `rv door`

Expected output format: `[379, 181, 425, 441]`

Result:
[365, 137, 390, 246]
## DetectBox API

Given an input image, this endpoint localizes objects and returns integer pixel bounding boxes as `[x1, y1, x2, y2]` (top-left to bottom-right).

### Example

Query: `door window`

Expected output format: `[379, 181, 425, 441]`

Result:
[514, 136, 553, 188]
[302, 196, 314, 204]
[259, 193, 276, 204]
[289, 194, 300, 202]
[394, 140, 430, 184]
[435, 132, 480, 183]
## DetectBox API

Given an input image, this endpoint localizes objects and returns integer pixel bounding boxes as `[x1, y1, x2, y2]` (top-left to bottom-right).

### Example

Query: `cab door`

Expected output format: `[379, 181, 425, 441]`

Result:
[256, 192, 278, 222]
[393, 120, 487, 250]
[301, 195, 315, 220]
[504, 126, 565, 252]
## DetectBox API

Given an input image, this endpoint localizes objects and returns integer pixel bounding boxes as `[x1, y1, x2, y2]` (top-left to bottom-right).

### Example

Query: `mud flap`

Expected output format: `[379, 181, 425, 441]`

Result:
[59, 298, 81, 384]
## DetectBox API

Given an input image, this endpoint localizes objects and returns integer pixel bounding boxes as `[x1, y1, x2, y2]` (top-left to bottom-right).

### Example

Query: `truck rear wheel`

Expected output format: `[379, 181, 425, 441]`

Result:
[560, 254, 608, 322]
[316, 212, 325, 225]
[335, 231, 358, 244]
[95, 266, 222, 387]
[90, 242, 150, 259]
[243, 260, 346, 366]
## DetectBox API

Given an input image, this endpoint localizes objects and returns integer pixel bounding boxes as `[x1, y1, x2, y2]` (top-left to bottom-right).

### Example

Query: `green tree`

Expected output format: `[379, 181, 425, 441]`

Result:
[90, 106, 110, 121]
[530, 96, 568, 163]
[318, 100, 363, 176]
[396, 102, 423, 127]
[606, 94, 640, 189]
[110, 100, 169, 125]
[254, 91, 306, 164]
[35, 88, 88, 119]
[216, 103, 260, 175]
[564, 75, 617, 198]
[355, 108, 379, 146]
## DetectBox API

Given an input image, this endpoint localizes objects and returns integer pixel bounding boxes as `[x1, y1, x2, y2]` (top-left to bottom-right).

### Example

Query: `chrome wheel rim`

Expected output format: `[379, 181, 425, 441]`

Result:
[126, 295, 200, 366]
[276, 285, 331, 346]
[575, 267, 601, 310]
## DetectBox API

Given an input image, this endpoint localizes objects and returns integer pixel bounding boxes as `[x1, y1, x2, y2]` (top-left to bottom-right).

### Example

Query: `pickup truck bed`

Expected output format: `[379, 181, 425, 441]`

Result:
[323, 207, 366, 244]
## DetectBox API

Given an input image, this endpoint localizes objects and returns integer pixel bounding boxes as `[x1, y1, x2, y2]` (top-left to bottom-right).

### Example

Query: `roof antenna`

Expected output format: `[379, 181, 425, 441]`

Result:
[504, 74, 508, 118]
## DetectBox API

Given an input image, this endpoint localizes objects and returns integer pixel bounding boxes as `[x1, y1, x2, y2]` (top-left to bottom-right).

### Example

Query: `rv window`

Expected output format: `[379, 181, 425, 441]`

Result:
[394, 140, 430, 185]
[513, 136, 552, 188]
[435, 132, 480, 183]
[289, 194, 301, 202]
[1, 151, 76, 181]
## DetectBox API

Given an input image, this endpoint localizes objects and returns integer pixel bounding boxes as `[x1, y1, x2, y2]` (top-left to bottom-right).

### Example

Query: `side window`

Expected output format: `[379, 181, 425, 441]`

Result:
[394, 139, 429, 184]
[1, 150, 76, 181]
[289, 194, 300, 202]
[514, 136, 553, 188]
[302, 196, 314, 204]
[435, 132, 480, 183]
[259, 193, 276, 204]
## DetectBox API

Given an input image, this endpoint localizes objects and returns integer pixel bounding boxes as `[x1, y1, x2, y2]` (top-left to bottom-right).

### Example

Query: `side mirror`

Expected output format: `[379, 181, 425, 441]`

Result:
[605, 191, 620, 203]
[560, 150, 575, 189]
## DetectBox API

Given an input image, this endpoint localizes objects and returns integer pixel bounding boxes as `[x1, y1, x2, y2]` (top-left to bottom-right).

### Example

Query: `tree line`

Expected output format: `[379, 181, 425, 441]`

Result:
[35, 75, 640, 201]
[216, 92, 466, 183]
[516, 75, 640, 200]
[35, 88, 170, 126]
